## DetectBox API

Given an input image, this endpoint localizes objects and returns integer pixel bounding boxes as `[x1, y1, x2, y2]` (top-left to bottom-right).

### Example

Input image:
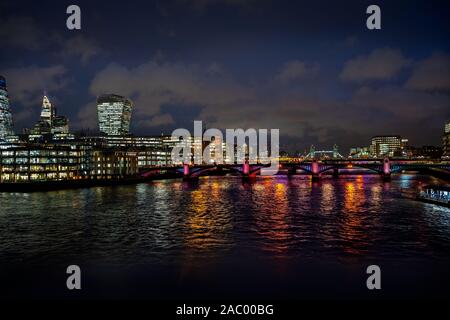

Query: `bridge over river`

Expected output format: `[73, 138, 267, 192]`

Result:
[140, 159, 450, 182]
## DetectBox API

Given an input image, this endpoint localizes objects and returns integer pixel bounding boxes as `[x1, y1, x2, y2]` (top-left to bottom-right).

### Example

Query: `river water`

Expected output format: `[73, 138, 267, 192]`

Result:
[0, 174, 449, 299]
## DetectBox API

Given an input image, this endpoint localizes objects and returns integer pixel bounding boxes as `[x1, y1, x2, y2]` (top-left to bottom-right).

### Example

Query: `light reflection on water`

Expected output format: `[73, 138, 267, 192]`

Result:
[0, 174, 449, 267]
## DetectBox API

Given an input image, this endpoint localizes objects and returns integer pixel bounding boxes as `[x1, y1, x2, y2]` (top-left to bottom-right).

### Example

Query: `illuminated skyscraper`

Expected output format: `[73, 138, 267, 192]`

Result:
[97, 94, 133, 136]
[444, 121, 450, 157]
[0, 76, 14, 140]
[31, 94, 69, 135]
[40, 95, 55, 127]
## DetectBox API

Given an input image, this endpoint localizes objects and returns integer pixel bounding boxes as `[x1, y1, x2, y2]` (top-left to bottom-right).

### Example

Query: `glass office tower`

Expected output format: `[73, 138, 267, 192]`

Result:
[444, 122, 450, 157]
[0, 76, 14, 140]
[97, 94, 133, 136]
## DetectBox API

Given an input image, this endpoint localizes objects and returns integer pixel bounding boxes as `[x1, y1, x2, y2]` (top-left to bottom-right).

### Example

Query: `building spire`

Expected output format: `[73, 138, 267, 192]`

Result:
[40, 93, 53, 126]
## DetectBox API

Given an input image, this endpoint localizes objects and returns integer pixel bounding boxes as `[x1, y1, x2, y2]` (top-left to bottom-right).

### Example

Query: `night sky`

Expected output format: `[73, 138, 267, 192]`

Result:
[1, 0, 449, 153]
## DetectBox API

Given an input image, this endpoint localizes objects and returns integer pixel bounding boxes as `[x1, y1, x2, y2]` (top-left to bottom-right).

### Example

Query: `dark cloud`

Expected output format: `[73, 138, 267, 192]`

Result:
[275, 61, 320, 83]
[340, 48, 411, 82]
[137, 113, 175, 128]
[59, 35, 103, 64]
[0, 16, 44, 50]
[406, 52, 450, 92]
[0, 14, 103, 65]
[4, 65, 70, 107]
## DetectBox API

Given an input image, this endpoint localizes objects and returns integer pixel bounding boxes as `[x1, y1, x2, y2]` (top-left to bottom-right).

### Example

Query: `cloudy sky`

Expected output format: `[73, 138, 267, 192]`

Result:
[0, 0, 449, 153]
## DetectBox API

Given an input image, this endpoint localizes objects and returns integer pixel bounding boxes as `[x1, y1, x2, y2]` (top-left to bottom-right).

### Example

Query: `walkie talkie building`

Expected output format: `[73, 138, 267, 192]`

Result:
[97, 94, 133, 136]
[0, 76, 14, 140]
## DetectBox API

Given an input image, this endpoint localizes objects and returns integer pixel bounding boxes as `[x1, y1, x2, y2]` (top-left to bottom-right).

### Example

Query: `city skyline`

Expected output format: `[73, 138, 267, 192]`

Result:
[0, 0, 449, 153]
[0, 78, 449, 156]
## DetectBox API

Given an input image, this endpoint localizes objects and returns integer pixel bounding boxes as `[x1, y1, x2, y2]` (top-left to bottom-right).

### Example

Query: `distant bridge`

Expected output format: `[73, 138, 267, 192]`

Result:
[304, 150, 345, 159]
[139, 159, 450, 181]
[304, 145, 345, 159]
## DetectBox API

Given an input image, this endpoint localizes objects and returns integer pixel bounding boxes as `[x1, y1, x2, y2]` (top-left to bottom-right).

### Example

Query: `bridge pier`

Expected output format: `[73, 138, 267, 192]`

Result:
[311, 160, 321, 181]
[382, 158, 391, 181]
[242, 161, 256, 181]
[182, 163, 199, 182]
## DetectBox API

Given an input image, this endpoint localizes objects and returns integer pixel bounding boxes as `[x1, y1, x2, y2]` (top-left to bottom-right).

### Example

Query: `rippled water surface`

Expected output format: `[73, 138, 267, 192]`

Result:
[1, 174, 449, 299]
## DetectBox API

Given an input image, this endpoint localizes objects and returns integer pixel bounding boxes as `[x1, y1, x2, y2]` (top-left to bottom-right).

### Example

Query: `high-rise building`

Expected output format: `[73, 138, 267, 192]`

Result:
[370, 135, 402, 157]
[97, 94, 133, 136]
[40, 95, 55, 126]
[52, 116, 69, 134]
[31, 95, 70, 135]
[443, 121, 450, 157]
[0, 76, 14, 140]
[32, 95, 53, 134]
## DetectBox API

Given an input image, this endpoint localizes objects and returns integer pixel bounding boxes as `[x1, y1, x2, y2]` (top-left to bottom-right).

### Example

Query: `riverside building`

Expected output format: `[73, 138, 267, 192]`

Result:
[0, 141, 138, 183]
[370, 135, 402, 157]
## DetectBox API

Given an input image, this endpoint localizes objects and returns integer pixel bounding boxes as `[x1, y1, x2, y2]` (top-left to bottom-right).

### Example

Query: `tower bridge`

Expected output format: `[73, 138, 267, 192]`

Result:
[304, 144, 345, 159]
